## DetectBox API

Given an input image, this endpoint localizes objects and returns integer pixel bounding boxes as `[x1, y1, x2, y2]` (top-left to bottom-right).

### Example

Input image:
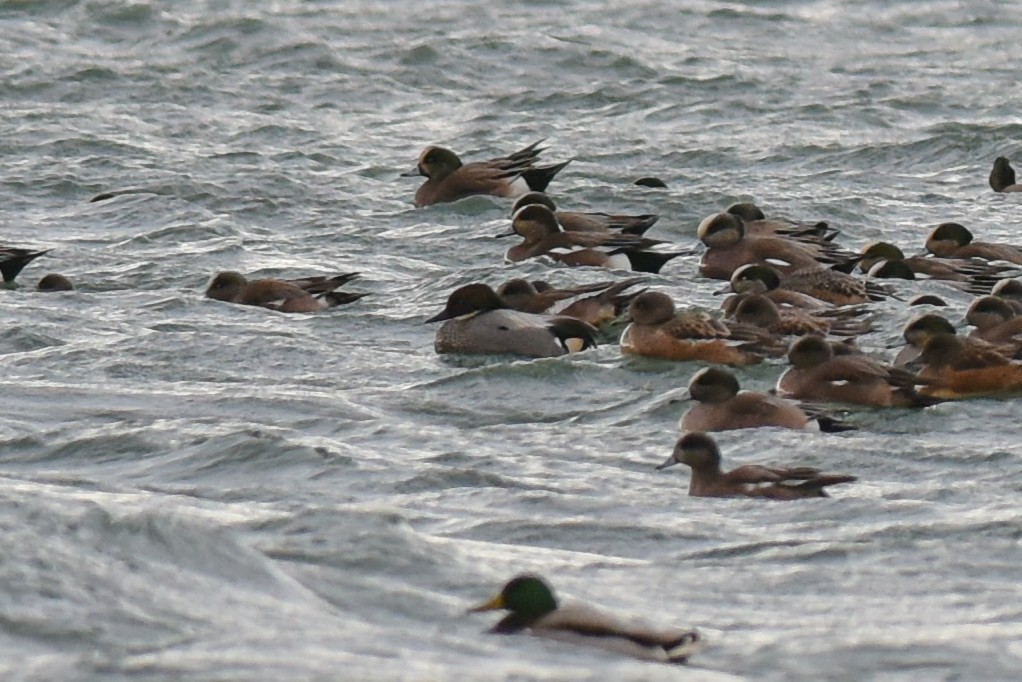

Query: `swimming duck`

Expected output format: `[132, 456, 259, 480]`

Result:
[965, 296, 1022, 345]
[991, 278, 1022, 314]
[924, 223, 1022, 264]
[717, 264, 833, 311]
[858, 241, 1016, 293]
[620, 291, 785, 365]
[989, 157, 1022, 193]
[497, 277, 647, 328]
[725, 202, 837, 241]
[917, 332, 1022, 399]
[501, 205, 683, 273]
[205, 271, 366, 312]
[727, 293, 873, 338]
[511, 192, 659, 235]
[679, 366, 854, 432]
[497, 278, 624, 314]
[696, 212, 858, 281]
[777, 335, 930, 407]
[656, 432, 857, 499]
[37, 273, 73, 291]
[557, 278, 648, 328]
[468, 574, 702, 664]
[1, 246, 48, 284]
[403, 140, 570, 207]
[426, 283, 598, 357]
[894, 312, 1019, 366]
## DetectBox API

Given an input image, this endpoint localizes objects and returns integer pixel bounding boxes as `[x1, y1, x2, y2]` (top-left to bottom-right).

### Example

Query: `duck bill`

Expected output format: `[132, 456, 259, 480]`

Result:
[425, 309, 453, 324]
[655, 455, 679, 471]
[711, 283, 732, 295]
[400, 167, 424, 178]
[467, 593, 504, 613]
[493, 230, 515, 238]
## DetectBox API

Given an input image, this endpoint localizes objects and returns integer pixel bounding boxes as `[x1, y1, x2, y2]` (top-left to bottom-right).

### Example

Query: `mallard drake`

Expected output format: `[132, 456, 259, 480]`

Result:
[468, 574, 702, 664]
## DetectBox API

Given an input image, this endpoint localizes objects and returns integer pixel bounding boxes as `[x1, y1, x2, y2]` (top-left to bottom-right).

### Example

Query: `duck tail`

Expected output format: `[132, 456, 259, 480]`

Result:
[815, 416, 858, 433]
[663, 630, 703, 664]
[321, 291, 369, 307]
[547, 316, 599, 352]
[608, 214, 660, 236]
[619, 249, 687, 274]
[521, 159, 571, 192]
[1, 249, 49, 283]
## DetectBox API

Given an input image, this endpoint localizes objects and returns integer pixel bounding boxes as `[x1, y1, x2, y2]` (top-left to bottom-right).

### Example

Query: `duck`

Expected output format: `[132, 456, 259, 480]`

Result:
[716, 264, 833, 311]
[894, 312, 1019, 366]
[497, 278, 626, 314]
[656, 432, 857, 499]
[857, 241, 1017, 293]
[468, 574, 702, 664]
[403, 140, 570, 207]
[989, 157, 1022, 193]
[917, 332, 1022, 399]
[425, 283, 598, 357]
[204, 271, 366, 312]
[511, 192, 659, 235]
[727, 293, 873, 338]
[678, 366, 854, 432]
[991, 278, 1022, 314]
[556, 278, 648, 328]
[964, 296, 1022, 345]
[696, 212, 858, 281]
[779, 265, 892, 306]
[620, 291, 786, 365]
[36, 273, 73, 291]
[777, 335, 931, 407]
[1, 246, 48, 284]
[724, 202, 837, 241]
[501, 205, 683, 273]
[924, 223, 1022, 264]
[497, 277, 647, 328]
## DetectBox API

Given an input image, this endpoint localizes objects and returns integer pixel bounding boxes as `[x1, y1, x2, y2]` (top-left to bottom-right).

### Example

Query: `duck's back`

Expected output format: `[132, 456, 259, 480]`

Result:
[434, 309, 569, 357]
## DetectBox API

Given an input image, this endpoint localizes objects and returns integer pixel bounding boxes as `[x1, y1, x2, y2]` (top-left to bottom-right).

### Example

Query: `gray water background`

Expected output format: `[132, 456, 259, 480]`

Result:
[2, 1, 1022, 679]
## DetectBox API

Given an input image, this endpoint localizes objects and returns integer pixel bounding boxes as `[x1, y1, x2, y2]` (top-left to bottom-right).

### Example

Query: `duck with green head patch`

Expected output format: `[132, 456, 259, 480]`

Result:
[697, 211, 858, 281]
[925, 223, 1022, 264]
[511, 192, 659, 236]
[468, 575, 702, 664]
[858, 241, 1017, 292]
[725, 202, 837, 241]
[402, 140, 570, 207]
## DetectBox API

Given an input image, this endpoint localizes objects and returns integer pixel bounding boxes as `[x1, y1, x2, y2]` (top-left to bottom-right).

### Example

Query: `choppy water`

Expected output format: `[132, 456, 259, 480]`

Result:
[2, 1, 1022, 679]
